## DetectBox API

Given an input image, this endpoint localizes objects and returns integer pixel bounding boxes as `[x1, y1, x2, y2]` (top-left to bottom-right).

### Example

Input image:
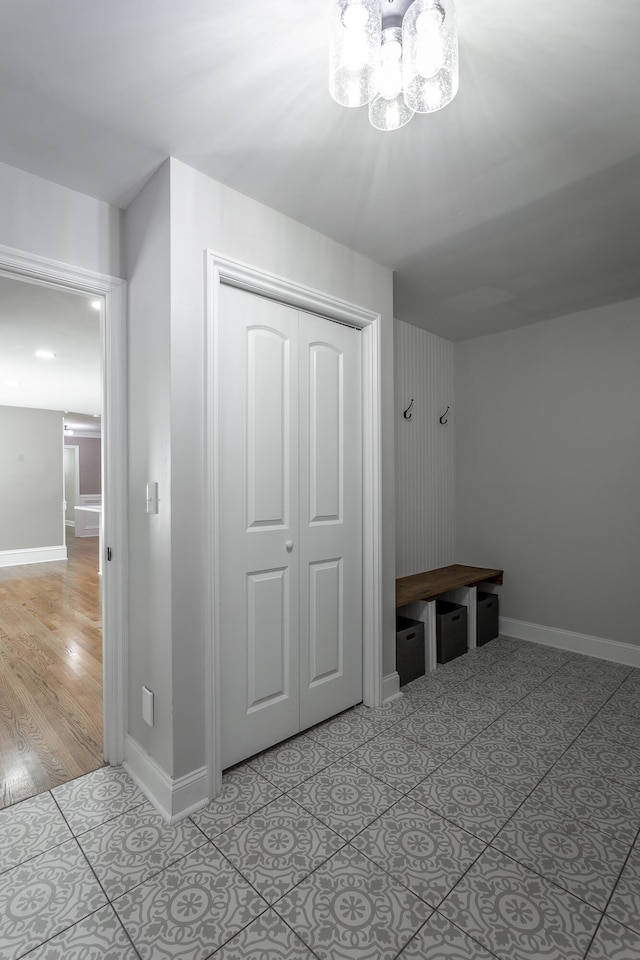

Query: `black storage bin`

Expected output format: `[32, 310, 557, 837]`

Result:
[436, 600, 467, 664]
[396, 616, 425, 686]
[477, 591, 499, 646]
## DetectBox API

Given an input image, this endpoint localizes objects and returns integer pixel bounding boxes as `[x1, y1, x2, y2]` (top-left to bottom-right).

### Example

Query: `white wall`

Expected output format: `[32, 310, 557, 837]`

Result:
[0, 160, 122, 278]
[123, 161, 174, 773]
[395, 319, 455, 577]
[169, 159, 395, 777]
[456, 298, 640, 648]
[124, 157, 395, 784]
[0, 406, 64, 551]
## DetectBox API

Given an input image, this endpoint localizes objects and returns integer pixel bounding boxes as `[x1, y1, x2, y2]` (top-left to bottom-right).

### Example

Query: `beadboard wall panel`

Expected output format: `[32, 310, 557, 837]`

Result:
[394, 319, 455, 577]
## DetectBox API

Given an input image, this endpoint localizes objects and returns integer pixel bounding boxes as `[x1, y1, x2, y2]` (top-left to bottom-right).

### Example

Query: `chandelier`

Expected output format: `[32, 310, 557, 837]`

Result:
[329, 0, 459, 131]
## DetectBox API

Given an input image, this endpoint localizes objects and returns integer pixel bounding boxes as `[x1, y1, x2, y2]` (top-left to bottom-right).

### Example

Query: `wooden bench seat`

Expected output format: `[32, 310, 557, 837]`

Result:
[396, 563, 503, 608]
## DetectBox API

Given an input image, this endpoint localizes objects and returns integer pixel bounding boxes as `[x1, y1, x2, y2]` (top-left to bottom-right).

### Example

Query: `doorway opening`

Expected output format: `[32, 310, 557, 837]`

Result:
[0, 247, 127, 808]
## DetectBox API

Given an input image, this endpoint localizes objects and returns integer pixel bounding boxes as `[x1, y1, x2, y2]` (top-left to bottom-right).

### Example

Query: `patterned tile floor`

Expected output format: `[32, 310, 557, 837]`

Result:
[2, 637, 640, 960]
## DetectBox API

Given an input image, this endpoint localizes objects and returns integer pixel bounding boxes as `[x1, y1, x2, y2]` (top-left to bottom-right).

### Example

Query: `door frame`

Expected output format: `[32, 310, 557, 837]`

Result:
[204, 252, 383, 796]
[63, 443, 80, 527]
[0, 243, 128, 764]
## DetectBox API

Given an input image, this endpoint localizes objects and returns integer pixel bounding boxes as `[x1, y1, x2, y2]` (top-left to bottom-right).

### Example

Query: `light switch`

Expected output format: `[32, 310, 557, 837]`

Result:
[142, 686, 154, 726]
[146, 481, 158, 514]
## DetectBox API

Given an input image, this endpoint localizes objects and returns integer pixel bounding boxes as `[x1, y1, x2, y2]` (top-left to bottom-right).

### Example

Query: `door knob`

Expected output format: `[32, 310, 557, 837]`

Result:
[285, 540, 294, 551]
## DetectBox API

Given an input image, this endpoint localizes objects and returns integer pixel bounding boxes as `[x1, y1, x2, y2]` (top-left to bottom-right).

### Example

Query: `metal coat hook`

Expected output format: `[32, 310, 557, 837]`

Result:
[439, 406, 450, 425]
[403, 399, 414, 421]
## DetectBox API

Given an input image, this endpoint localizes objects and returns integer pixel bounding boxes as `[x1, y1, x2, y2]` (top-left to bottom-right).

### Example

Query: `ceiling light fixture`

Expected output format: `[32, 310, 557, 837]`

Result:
[329, 0, 458, 131]
[35, 349, 56, 359]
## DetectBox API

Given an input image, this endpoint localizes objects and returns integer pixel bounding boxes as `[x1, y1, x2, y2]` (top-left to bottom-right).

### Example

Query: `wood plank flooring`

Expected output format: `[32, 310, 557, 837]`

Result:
[0, 531, 104, 808]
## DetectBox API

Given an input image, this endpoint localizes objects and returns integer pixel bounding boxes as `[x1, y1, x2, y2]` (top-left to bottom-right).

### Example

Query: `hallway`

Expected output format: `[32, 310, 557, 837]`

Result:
[0, 531, 104, 808]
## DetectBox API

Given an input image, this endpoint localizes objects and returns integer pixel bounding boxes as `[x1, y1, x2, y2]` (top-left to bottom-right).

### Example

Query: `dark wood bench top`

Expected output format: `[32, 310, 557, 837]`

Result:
[396, 564, 503, 608]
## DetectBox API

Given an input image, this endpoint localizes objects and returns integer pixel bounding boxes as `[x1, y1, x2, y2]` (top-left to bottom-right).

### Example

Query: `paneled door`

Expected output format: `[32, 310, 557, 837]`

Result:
[218, 284, 362, 768]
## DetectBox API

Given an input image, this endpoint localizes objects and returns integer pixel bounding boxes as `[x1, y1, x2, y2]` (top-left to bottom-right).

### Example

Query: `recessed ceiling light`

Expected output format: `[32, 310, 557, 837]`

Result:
[4, 380, 21, 388]
[35, 349, 56, 359]
[91, 300, 101, 310]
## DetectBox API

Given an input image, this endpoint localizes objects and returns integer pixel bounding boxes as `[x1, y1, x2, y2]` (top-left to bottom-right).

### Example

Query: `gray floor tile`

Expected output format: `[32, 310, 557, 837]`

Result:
[562, 657, 631, 684]
[562, 736, 640, 789]
[345, 731, 446, 789]
[399, 911, 499, 959]
[394, 706, 489, 754]
[433, 690, 508, 722]
[607, 841, 640, 935]
[533, 755, 640, 843]
[0, 838, 107, 960]
[583, 712, 640, 743]
[409, 756, 529, 842]
[517, 688, 599, 725]
[51, 766, 145, 835]
[213, 794, 344, 904]
[12, 641, 640, 960]
[77, 799, 208, 899]
[586, 915, 640, 959]
[490, 707, 585, 742]
[216, 908, 316, 959]
[287, 757, 400, 840]
[454, 734, 559, 791]
[492, 794, 630, 909]
[190, 762, 282, 839]
[113, 844, 266, 960]
[401, 672, 465, 704]
[303, 710, 380, 754]
[25, 904, 139, 959]
[352, 696, 418, 725]
[274, 844, 431, 960]
[0, 791, 72, 874]
[246, 737, 338, 791]
[351, 795, 486, 906]
[537, 674, 618, 709]
[440, 845, 601, 960]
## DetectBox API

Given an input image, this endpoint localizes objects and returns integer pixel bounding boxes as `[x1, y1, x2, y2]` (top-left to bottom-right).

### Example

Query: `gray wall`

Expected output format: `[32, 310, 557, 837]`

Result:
[395, 319, 455, 577]
[455, 297, 640, 647]
[64, 436, 102, 495]
[0, 406, 64, 551]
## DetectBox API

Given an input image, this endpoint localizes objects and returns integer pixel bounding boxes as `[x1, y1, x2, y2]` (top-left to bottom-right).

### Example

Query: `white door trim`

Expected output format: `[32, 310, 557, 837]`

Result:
[0, 243, 128, 764]
[205, 251, 383, 797]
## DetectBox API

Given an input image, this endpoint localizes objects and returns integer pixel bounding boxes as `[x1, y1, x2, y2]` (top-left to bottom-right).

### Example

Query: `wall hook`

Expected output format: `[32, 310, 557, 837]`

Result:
[403, 399, 414, 421]
[439, 406, 450, 425]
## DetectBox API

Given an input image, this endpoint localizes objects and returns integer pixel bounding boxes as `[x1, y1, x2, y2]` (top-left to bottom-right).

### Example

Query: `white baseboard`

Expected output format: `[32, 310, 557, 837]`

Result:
[382, 671, 401, 703]
[123, 735, 209, 823]
[0, 545, 67, 567]
[500, 617, 640, 669]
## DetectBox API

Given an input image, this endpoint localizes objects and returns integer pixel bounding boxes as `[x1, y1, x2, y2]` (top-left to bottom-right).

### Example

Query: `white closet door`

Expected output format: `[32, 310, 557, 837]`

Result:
[219, 285, 300, 768]
[218, 284, 362, 768]
[298, 313, 362, 729]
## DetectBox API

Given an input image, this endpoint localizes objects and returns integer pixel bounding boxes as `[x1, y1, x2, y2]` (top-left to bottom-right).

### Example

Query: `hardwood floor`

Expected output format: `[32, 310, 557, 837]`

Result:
[0, 530, 104, 808]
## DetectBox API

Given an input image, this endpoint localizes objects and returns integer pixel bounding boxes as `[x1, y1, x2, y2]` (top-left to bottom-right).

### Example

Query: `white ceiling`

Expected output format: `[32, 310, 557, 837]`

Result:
[2, 0, 640, 340]
[0, 274, 102, 423]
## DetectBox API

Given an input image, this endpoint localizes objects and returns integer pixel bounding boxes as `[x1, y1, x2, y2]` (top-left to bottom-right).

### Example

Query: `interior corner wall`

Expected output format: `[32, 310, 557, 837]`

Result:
[394, 319, 455, 577]
[0, 406, 64, 551]
[168, 157, 396, 778]
[123, 160, 174, 774]
[455, 298, 640, 648]
[0, 160, 122, 278]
